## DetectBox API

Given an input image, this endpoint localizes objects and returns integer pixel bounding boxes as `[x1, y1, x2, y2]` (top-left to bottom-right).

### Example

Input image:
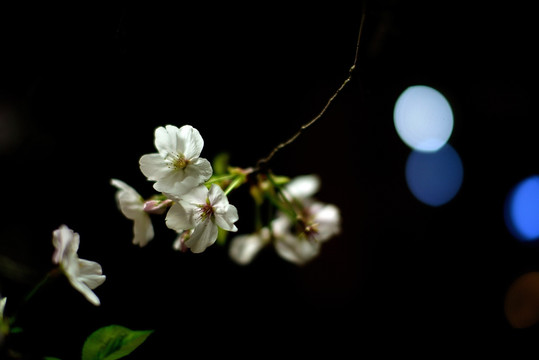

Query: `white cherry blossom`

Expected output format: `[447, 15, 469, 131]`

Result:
[111, 178, 154, 247]
[270, 174, 341, 265]
[139, 125, 213, 196]
[165, 184, 238, 253]
[52, 225, 106, 306]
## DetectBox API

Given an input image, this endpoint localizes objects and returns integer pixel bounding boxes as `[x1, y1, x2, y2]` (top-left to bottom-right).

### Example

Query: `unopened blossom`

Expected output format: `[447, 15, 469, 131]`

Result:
[52, 225, 106, 306]
[111, 179, 154, 247]
[140, 125, 213, 196]
[229, 227, 271, 265]
[166, 184, 238, 253]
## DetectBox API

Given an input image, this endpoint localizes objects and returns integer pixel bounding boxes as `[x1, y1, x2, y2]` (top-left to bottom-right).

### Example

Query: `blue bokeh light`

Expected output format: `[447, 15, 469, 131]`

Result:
[505, 176, 539, 242]
[405, 144, 464, 206]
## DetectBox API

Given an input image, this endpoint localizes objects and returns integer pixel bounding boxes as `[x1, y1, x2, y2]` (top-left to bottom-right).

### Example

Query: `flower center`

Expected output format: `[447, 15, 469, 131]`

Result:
[304, 222, 319, 239]
[167, 153, 189, 170]
[198, 198, 214, 221]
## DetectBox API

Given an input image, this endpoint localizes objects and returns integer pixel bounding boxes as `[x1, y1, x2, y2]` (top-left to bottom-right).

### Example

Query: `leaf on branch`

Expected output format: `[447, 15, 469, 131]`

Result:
[81, 325, 153, 360]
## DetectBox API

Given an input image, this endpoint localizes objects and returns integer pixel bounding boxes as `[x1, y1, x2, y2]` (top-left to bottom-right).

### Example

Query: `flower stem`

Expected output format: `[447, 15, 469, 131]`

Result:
[254, 9, 366, 172]
[206, 174, 237, 185]
[23, 269, 59, 304]
[224, 176, 244, 196]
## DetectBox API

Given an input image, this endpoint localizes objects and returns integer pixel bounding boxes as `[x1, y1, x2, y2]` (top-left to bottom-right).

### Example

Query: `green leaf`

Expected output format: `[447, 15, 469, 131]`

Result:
[43, 357, 62, 360]
[82, 325, 153, 360]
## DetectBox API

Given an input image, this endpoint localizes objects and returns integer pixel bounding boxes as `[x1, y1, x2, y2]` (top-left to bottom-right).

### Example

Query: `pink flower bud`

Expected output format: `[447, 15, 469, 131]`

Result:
[143, 199, 173, 214]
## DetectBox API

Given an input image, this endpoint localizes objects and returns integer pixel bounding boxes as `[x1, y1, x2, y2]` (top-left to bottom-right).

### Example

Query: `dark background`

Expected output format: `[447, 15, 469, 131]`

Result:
[2, 1, 539, 358]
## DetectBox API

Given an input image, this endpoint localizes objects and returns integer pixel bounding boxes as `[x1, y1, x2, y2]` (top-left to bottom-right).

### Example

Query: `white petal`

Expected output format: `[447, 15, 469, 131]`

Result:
[271, 214, 292, 238]
[185, 157, 213, 183]
[133, 213, 154, 247]
[77, 259, 106, 290]
[111, 179, 144, 219]
[177, 125, 204, 159]
[153, 170, 194, 196]
[68, 277, 102, 306]
[52, 225, 79, 265]
[229, 231, 268, 265]
[313, 203, 341, 242]
[208, 183, 228, 206]
[175, 184, 208, 205]
[139, 153, 171, 181]
[274, 235, 320, 265]
[154, 125, 179, 158]
[214, 204, 239, 232]
[185, 219, 218, 253]
[165, 202, 196, 231]
[65, 258, 105, 306]
[285, 174, 321, 199]
[0, 297, 6, 319]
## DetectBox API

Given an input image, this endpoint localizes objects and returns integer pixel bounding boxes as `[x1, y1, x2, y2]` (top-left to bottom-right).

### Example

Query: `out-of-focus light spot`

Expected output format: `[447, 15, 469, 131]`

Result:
[504, 175, 539, 242]
[405, 144, 463, 206]
[394, 85, 454, 152]
[505, 272, 539, 328]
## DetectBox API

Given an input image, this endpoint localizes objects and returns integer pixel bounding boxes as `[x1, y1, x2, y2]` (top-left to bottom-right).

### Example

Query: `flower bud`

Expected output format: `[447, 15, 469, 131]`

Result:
[143, 199, 173, 214]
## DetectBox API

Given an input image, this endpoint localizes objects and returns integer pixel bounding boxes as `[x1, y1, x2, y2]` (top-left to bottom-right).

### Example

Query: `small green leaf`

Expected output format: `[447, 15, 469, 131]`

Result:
[43, 357, 62, 360]
[82, 325, 153, 360]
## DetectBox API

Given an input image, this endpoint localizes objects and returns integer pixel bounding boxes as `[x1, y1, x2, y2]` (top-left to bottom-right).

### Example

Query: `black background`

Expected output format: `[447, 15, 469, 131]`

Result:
[2, 1, 539, 358]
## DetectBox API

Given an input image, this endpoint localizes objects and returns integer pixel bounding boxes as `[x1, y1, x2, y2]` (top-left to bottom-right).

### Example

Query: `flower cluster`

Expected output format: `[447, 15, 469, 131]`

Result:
[229, 174, 341, 265]
[112, 124, 239, 253]
[111, 124, 341, 264]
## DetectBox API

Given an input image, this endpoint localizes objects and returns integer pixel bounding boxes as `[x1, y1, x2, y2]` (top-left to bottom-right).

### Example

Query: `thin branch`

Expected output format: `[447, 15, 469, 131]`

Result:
[255, 9, 366, 172]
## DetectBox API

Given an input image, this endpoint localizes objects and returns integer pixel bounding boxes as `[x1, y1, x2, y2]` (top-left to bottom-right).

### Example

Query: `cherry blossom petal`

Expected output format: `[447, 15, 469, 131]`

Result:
[133, 213, 154, 247]
[185, 219, 218, 253]
[229, 228, 270, 265]
[111, 179, 144, 219]
[52, 225, 80, 265]
[214, 205, 239, 232]
[166, 202, 196, 231]
[285, 174, 321, 199]
[177, 125, 204, 159]
[154, 125, 179, 158]
[139, 153, 172, 181]
[274, 234, 321, 265]
[77, 259, 106, 290]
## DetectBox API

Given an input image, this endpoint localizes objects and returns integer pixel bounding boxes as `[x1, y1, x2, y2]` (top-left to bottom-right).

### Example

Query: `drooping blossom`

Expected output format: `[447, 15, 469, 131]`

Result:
[52, 225, 106, 306]
[165, 184, 238, 253]
[111, 178, 154, 247]
[139, 125, 213, 196]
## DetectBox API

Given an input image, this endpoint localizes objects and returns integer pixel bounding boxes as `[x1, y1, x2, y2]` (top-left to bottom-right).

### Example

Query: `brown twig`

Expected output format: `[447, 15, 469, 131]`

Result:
[254, 9, 366, 172]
